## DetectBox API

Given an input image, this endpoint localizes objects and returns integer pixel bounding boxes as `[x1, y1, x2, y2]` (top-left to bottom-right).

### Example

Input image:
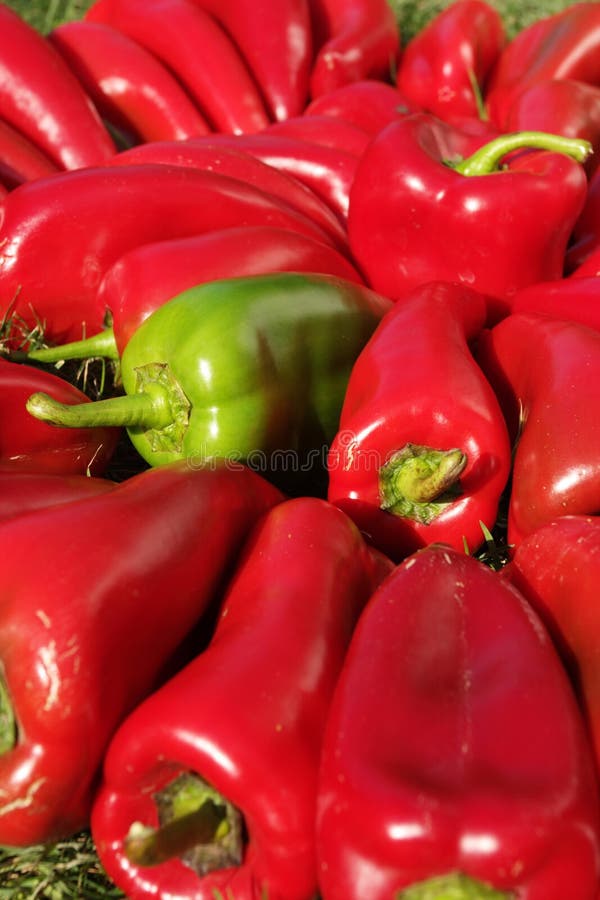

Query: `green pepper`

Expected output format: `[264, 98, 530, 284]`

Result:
[26, 273, 391, 488]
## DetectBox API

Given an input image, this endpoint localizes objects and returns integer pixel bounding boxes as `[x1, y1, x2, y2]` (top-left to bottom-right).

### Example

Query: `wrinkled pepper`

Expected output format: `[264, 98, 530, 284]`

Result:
[0, 357, 118, 476]
[327, 281, 511, 561]
[317, 544, 600, 900]
[0, 460, 282, 846]
[0, 469, 116, 522]
[477, 312, 600, 548]
[396, 0, 505, 124]
[26, 273, 391, 493]
[348, 114, 591, 321]
[91, 496, 391, 900]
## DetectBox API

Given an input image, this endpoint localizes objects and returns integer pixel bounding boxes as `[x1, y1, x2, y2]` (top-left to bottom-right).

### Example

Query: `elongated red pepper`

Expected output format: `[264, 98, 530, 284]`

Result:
[0, 117, 58, 189]
[0, 460, 282, 846]
[308, 0, 400, 98]
[187, 0, 313, 121]
[509, 277, 600, 333]
[507, 515, 600, 775]
[485, 2, 600, 130]
[327, 281, 511, 561]
[317, 544, 600, 900]
[0, 357, 118, 475]
[85, 0, 270, 134]
[348, 114, 591, 321]
[396, 0, 505, 124]
[109, 141, 348, 251]
[0, 4, 115, 169]
[262, 113, 371, 156]
[304, 78, 415, 134]
[91, 496, 391, 900]
[48, 20, 210, 144]
[0, 468, 116, 522]
[477, 313, 600, 549]
[0, 163, 343, 347]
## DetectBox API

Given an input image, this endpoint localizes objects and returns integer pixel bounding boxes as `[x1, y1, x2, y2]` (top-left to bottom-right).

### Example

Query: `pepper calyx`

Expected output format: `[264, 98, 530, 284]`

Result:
[396, 871, 512, 899]
[448, 130, 592, 176]
[379, 443, 466, 524]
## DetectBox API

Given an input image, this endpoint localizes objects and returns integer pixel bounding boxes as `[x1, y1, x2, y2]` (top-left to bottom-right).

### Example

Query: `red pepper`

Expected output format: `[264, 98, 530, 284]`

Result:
[0, 4, 115, 169]
[0, 460, 282, 846]
[0, 118, 58, 190]
[509, 277, 600, 333]
[262, 114, 372, 156]
[327, 281, 511, 562]
[85, 0, 270, 134]
[477, 312, 600, 549]
[348, 114, 591, 321]
[0, 468, 116, 522]
[485, 2, 600, 130]
[570, 244, 600, 277]
[0, 357, 118, 476]
[187, 0, 313, 121]
[307, 0, 400, 98]
[304, 78, 415, 134]
[316, 544, 600, 900]
[48, 20, 211, 144]
[90, 496, 391, 900]
[507, 515, 600, 776]
[503, 79, 600, 178]
[0, 164, 344, 347]
[396, 0, 505, 124]
[566, 166, 600, 272]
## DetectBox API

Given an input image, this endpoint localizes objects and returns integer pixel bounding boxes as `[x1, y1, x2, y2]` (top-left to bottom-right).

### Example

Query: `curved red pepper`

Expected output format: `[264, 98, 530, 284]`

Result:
[85, 0, 270, 134]
[0, 163, 343, 347]
[304, 78, 415, 133]
[348, 114, 591, 321]
[48, 20, 211, 144]
[317, 544, 600, 900]
[327, 281, 511, 561]
[509, 277, 600, 333]
[308, 0, 400, 98]
[0, 4, 115, 169]
[91, 496, 390, 900]
[0, 460, 282, 846]
[0, 357, 118, 476]
[262, 114, 372, 156]
[0, 468, 116, 522]
[0, 118, 58, 189]
[477, 312, 600, 549]
[396, 0, 505, 124]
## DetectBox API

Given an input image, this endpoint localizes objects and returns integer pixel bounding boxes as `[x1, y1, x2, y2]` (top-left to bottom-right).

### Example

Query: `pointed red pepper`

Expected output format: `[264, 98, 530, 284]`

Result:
[0, 460, 282, 846]
[91, 496, 391, 900]
[327, 281, 511, 561]
[0, 469, 116, 522]
[317, 544, 600, 900]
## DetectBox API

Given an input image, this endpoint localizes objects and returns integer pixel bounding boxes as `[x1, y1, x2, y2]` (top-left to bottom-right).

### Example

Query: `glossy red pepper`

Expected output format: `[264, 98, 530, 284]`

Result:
[0, 164, 343, 347]
[304, 78, 415, 134]
[348, 114, 591, 321]
[0, 117, 58, 189]
[566, 166, 600, 272]
[0, 357, 118, 476]
[507, 515, 600, 774]
[317, 544, 600, 900]
[396, 0, 505, 124]
[485, 2, 600, 130]
[187, 0, 313, 121]
[327, 281, 511, 562]
[85, 0, 270, 134]
[91, 496, 391, 900]
[262, 114, 372, 156]
[49, 20, 210, 144]
[509, 277, 600, 333]
[0, 4, 115, 169]
[0, 468, 116, 522]
[307, 0, 400, 98]
[477, 313, 600, 549]
[0, 460, 282, 846]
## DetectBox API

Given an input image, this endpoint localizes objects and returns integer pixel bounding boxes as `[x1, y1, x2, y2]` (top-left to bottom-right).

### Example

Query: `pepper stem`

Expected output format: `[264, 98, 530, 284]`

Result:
[396, 872, 511, 899]
[453, 130, 592, 176]
[18, 328, 119, 363]
[0, 674, 16, 755]
[379, 443, 466, 525]
[26, 386, 173, 430]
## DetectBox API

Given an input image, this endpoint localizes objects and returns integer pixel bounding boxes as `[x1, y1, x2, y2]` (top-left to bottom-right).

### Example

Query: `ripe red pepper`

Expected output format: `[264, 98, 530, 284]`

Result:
[0, 357, 118, 476]
[262, 114, 372, 156]
[48, 20, 211, 144]
[327, 281, 511, 561]
[0, 118, 58, 190]
[317, 544, 600, 900]
[0, 469, 116, 522]
[90, 496, 391, 900]
[0, 460, 282, 846]
[0, 4, 115, 169]
[348, 114, 591, 321]
[507, 515, 600, 775]
[477, 313, 600, 549]
[396, 0, 505, 124]
[485, 2, 600, 130]
[85, 0, 270, 134]
[0, 163, 343, 347]
[509, 277, 600, 333]
[308, 0, 400, 98]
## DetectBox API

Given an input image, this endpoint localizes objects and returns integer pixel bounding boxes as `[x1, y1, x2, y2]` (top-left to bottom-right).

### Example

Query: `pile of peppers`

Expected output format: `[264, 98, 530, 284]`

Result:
[2, 0, 600, 897]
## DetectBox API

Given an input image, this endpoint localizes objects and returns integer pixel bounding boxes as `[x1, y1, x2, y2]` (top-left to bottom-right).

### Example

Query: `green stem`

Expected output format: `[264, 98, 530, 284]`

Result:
[17, 328, 119, 363]
[379, 443, 466, 525]
[0, 674, 16, 755]
[26, 386, 173, 430]
[124, 799, 228, 867]
[397, 872, 512, 899]
[453, 130, 592, 176]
